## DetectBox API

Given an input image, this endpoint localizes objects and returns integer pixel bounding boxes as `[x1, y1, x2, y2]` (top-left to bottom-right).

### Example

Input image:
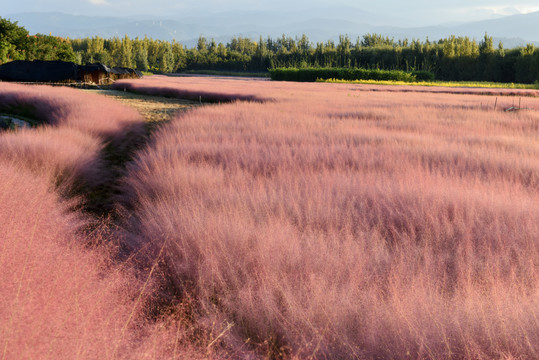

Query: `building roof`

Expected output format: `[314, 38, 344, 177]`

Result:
[0, 60, 79, 82]
[0, 60, 142, 83]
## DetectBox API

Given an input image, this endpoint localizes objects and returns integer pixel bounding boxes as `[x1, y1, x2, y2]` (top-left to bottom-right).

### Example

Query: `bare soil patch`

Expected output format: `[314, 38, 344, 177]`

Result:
[90, 89, 199, 125]
[74, 90, 198, 216]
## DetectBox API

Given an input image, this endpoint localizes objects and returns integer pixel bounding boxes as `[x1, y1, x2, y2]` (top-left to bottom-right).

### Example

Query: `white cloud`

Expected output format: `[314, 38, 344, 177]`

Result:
[87, 0, 110, 5]
[514, 5, 539, 14]
[470, 5, 539, 16]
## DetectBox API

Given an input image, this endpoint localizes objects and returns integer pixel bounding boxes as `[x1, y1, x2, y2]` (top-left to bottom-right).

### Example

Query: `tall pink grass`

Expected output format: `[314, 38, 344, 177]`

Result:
[0, 160, 135, 358]
[0, 159, 212, 359]
[0, 83, 210, 358]
[0, 127, 106, 192]
[0, 83, 145, 148]
[113, 75, 272, 102]
[0, 83, 146, 194]
[113, 75, 539, 104]
[119, 77, 539, 358]
[349, 83, 539, 97]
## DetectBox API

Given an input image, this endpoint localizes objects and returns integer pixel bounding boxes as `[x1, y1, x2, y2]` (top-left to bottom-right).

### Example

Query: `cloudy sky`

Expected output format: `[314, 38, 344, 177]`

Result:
[3, 0, 539, 26]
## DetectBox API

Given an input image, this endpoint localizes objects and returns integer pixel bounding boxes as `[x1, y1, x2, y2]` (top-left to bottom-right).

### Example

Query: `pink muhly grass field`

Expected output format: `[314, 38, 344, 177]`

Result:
[0, 83, 145, 148]
[0, 83, 209, 359]
[352, 83, 539, 97]
[0, 82, 147, 193]
[0, 160, 137, 359]
[0, 127, 106, 192]
[113, 75, 273, 102]
[0, 159, 205, 359]
[113, 74, 539, 104]
[119, 77, 539, 358]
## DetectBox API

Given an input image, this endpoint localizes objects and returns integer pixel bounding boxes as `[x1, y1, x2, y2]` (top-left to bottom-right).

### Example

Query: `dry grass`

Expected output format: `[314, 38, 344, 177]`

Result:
[89, 89, 199, 124]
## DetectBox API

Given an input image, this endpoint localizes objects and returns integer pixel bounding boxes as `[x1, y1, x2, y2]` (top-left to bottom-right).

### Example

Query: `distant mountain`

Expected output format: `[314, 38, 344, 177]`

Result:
[454, 11, 539, 40]
[386, 11, 539, 47]
[4, 11, 539, 48]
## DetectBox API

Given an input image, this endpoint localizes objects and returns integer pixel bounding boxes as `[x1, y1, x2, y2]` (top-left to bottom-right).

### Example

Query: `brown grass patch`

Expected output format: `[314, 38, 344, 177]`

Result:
[91, 89, 199, 125]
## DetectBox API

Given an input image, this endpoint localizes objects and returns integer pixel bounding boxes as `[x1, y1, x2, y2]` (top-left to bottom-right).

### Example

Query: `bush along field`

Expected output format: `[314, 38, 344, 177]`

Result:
[2, 77, 539, 359]
[269, 67, 435, 82]
[114, 76, 539, 358]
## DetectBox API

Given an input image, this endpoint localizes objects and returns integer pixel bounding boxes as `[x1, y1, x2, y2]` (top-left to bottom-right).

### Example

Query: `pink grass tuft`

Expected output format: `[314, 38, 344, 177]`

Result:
[0, 83, 145, 148]
[0, 126, 106, 191]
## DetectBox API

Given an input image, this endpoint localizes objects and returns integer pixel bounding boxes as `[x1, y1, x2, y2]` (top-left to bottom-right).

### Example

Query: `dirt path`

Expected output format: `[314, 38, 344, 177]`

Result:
[81, 90, 199, 217]
[90, 89, 199, 125]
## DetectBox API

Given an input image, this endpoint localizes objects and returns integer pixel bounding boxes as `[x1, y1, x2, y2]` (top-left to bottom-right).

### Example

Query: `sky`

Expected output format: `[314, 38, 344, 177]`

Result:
[3, 0, 539, 26]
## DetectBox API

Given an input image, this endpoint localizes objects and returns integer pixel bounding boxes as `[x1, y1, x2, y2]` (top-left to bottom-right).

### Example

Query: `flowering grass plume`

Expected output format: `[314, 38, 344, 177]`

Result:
[0, 83, 145, 149]
[118, 76, 539, 358]
[0, 126, 106, 192]
[0, 160, 137, 359]
[0, 82, 209, 359]
[113, 75, 272, 103]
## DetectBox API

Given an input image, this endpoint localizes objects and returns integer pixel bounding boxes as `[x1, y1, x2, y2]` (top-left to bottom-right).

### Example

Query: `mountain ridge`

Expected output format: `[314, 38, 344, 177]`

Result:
[4, 11, 539, 48]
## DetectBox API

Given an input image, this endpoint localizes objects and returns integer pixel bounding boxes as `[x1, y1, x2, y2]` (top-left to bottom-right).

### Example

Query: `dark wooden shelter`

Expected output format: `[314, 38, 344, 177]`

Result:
[111, 67, 143, 80]
[79, 63, 113, 85]
[0, 60, 79, 83]
[0, 60, 142, 84]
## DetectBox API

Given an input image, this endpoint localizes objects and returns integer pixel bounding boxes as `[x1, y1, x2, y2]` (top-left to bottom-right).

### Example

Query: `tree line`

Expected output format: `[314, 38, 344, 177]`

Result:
[1, 16, 538, 83]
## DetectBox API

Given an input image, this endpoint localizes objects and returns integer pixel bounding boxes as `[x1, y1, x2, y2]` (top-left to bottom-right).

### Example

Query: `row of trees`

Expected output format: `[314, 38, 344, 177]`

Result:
[0, 17, 76, 64]
[1, 16, 538, 83]
[71, 33, 539, 83]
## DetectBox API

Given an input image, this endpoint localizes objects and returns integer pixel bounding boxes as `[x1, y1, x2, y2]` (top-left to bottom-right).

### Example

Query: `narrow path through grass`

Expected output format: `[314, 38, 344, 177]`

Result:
[82, 89, 199, 217]
[91, 89, 199, 127]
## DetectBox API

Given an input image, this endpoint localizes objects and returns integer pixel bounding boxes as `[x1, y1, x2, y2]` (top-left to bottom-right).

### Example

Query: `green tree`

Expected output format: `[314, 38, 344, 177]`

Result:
[479, 33, 494, 55]
[360, 33, 394, 48]
[84, 36, 108, 64]
[208, 38, 217, 54]
[337, 35, 352, 67]
[118, 35, 134, 68]
[25, 34, 76, 62]
[0, 17, 29, 63]
[158, 42, 174, 73]
[133, 38, 149, 71]
[197, 36, 207, 52]
[108, 37, 122, 67]
[497, 41, 505, 57]
[171, 40, 186, 71]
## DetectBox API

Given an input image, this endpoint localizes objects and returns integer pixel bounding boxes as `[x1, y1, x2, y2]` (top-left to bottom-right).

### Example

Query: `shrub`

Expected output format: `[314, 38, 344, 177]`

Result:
[411, 70, 436, 81]
[269, 67, 417, 82]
